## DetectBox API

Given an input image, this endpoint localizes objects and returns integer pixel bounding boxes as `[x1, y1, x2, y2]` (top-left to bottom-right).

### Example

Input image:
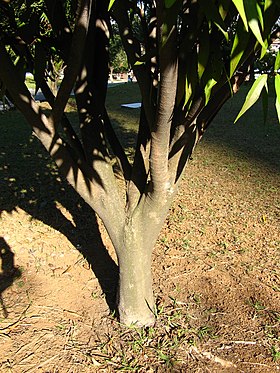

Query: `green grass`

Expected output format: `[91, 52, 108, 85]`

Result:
[271, 345, 280, 362]
[106, 82, 141, 156]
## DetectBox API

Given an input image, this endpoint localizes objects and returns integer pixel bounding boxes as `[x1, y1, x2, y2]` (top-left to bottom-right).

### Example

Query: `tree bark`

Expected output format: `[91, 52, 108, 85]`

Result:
[117, 234, 155, 326]
[115, 191, 176, 326]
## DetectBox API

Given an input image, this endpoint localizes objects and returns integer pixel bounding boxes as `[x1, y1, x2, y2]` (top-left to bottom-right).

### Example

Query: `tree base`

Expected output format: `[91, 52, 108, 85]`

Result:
[118, 303, 156, 327]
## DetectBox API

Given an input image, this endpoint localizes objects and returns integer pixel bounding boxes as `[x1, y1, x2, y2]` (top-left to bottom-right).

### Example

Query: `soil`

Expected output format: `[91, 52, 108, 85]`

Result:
[0, 95, 280, 372]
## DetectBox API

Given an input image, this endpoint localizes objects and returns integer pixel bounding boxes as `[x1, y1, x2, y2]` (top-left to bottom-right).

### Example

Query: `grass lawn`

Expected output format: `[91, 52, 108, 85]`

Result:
[0, 82, 279, 372]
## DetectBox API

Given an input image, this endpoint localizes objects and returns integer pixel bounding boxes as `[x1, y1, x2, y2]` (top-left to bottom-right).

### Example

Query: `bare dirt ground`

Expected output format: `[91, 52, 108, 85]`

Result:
[0, 88, 280, 372]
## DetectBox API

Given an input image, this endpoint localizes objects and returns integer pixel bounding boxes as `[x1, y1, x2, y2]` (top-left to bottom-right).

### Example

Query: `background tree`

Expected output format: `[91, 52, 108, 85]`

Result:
[0, 0, 279, 327]
[109, 24, 129, 80]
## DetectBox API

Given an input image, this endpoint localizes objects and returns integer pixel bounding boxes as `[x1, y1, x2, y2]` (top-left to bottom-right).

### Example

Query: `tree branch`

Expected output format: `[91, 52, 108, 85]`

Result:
[38, 79, 86, 160]
[126, 106, 151, 213]
[75, 2, 110, 165]
[0, 40, 126, 248]
[112, 3, 156, 129]
[49, 0, 93, 129]
[149, 5, 178, 196]
[43, 0, 72, 60]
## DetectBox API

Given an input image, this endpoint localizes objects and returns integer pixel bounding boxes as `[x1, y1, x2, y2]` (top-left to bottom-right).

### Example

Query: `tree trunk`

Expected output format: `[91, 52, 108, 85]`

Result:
[116, 232, 155, 327]
[109, 66, 114, 82]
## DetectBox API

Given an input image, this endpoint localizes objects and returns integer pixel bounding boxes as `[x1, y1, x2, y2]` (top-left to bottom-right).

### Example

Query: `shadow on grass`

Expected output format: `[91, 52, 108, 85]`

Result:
[107, 82, 280, 174]
[0, 112, 118, 312]
[204, 85, 280, 173]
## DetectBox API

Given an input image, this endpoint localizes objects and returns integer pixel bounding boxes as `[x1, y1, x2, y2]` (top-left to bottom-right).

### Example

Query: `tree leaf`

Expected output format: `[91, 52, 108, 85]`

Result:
[204, 78, 217, 105]
[218, 0, 231, 20]
[161, 0, 180, 48]
[275, 74, 280, 123]
[264, 0, 273, 12]
[202, 45, 223, 104]
[244, 0, 266, 48]
[235, 74, 268, 123]
[260, 37, 269, 59]
[230, 19, 249, 77]
[232, 0, 248, 31]
[184, 66, 195, 111]
[198, 0, 228, 41]
[256, 2, 264, 31]
[134, 60, 145, 66]
[184, 52, 198, 110]
[165, 0, 177, 8]
[261, 82, 268, 125]
[108, 0, 115, 11]
[198, 27, 209, 80]
[274, 51, 280, 72]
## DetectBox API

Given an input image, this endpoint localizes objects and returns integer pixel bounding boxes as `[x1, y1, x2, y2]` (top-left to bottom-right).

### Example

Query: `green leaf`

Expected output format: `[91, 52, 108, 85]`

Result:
[201, 45, 223, 103]
[256, 3, 264, 31]
[134, 60, 144, 66]
[261, 82, 268, 125]
[199, 0, 228, 41]
[232, 0, 248, 31]
[204, 78, 217, 105]
[230, 19, 249, 77]
[244, 0, 266, 48]
[184, 73, 193, 110]
[198, 28, 209, 80]
[161, 22, 173, 47]
[264, 0, 273, 12]
[161, 0, 181, 47]
[218, 0, 231, 20]
[183, 52, 198, 110]
[260, 38, 269, 59]
[248, 19, 264, 48]
[275, 74, 280, 123]
[108, 0, 115, 11]
[235, 74, 268, 123]
[274, 51, 280, 72]
[165, 0, 177, 8]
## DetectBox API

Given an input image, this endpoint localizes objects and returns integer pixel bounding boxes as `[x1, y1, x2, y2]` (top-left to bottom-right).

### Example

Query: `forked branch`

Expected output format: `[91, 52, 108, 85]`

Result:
[50, 0, 93, 128]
